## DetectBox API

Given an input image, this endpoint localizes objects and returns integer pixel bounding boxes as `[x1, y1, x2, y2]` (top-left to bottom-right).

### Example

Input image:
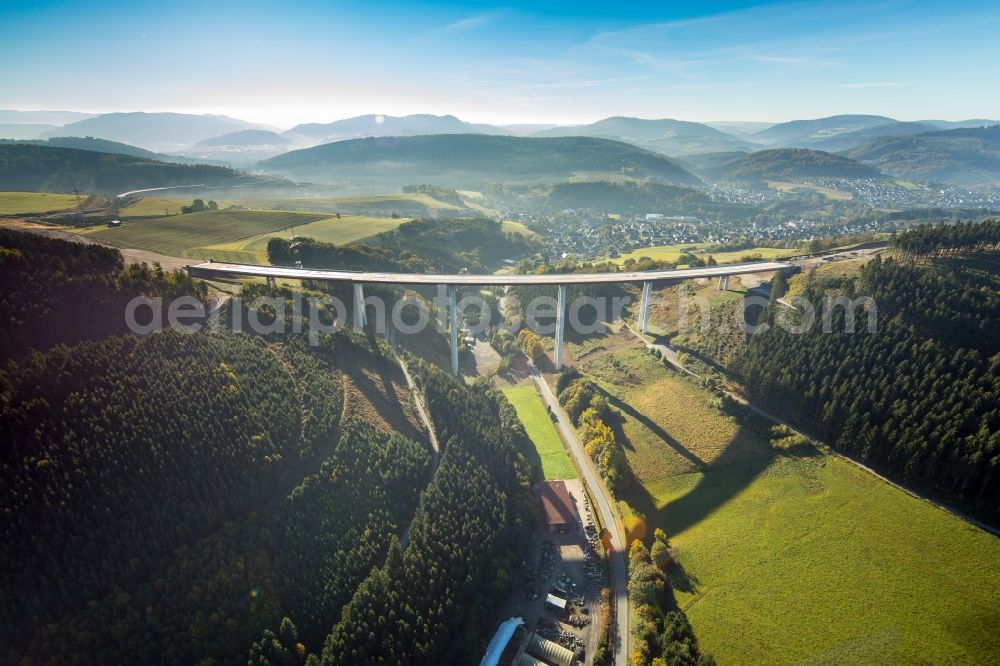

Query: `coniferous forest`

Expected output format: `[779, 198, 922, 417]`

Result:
[732, 221, 1000, 522]
[0, 227, 207, 360]
[1, 229, 537, 665]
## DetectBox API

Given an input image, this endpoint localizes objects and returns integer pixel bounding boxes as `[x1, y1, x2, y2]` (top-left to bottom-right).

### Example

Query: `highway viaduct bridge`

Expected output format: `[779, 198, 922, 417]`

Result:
[187, 260, 791, 376]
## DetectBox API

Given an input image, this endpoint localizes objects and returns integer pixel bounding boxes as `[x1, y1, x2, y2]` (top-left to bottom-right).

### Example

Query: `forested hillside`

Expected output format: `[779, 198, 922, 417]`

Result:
[319, 361, 536, 664]
[259, 134, 702, 187]
[0, 228, 207, 359]
[712, 148, 881, 181]
[1, 332, 424, 664]
[732, 221, 1000, 522]
[844, 125, 1000, 187]
[2, 228, 542, 664]
[0, 143, 277, 194]
[1, 136, 214, 165]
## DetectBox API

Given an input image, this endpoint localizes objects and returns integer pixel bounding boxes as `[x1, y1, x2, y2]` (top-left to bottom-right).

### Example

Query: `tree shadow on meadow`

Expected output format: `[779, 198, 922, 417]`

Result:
[621, 424, 825, 543]
[594, 384, 706, 470]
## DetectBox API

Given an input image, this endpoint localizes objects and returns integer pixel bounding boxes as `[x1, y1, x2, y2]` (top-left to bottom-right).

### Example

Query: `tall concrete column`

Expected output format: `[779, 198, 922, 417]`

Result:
[448, 285, 459, 377]
[638, 281, 653, 334]
[352, 283, 367, 331]
[718, 275, 729, 291]
[555, 284, 567, 370]
[266, 276, 276, 289]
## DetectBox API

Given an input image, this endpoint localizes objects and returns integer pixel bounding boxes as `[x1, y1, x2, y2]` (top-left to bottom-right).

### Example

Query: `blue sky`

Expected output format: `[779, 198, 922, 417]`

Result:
[1, 0, 998, 128]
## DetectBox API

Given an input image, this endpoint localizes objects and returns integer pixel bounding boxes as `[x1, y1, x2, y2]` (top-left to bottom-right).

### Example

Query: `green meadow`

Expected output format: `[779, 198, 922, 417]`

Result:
[502, 384, 576, 480]
[87, 209, 328, 257]
[578, 349, 1000, 664]
[0, 191, 83, 214]
[190, 215, 407, 263]
[611, 243, 797, 266]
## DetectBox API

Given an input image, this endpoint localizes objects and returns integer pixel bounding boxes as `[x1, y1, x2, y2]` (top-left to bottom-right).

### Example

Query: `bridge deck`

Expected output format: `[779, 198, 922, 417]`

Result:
[187, 260, 789, 285]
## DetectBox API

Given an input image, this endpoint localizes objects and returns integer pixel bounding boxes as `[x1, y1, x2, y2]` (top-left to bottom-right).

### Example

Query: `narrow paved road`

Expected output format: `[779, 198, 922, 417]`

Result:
[530, 367, 630, 666]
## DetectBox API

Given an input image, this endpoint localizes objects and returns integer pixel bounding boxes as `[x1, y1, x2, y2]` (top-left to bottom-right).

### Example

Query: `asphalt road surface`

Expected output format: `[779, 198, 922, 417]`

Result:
[188, 259, 790, 286]
[530, 367, 631, 666]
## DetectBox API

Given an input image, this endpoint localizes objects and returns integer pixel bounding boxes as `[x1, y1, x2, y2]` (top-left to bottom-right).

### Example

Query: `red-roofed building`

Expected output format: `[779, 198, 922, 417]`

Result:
[538, 480, 576, 533]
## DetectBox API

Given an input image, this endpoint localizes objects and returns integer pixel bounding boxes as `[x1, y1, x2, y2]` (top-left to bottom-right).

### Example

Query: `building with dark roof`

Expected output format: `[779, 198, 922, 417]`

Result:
[539, 480, 576, 533]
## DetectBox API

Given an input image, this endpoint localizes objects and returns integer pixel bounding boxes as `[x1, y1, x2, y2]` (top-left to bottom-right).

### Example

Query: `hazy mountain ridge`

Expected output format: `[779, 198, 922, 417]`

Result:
[0, 124, 58, 140]
[673, 151, 752, 179]
[194, 129, 291, 147]
[0, 143, 277, 194]
[282, 113, 511, 142]
[258, 133, 702, 188]
[0, 110, 97, 126]
[804, 121, 940, 152]
[39, 112, 269, 151]
[752, 114, 897, 146]
[845, 125, 1000, 187]
[532, 116, 757, 155]
[2, 136, 222, 166]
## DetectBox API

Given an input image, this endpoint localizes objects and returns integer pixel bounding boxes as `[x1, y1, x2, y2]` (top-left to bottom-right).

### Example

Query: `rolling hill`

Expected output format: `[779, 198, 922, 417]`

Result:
[704, 120, 775, 137]
[804, 121, 939, 152]
[282, 113, 510, 143]
[845, 125, 1000, 187]
[39, 112, 267, 151]
[533, 116, 755, 156]
[0, 123, 57, 140]
[752, 114, 896, 146]
[0, 143, 275, 195]
[0, 110, 96, 125]
[2, 136, 220, 166]
[674, 151, 751, 179]
[258, 134, 702, 187]
[922, 118, 1000, 130]
[194, 129, 291, 147]
[711, 148, 882, 181]
[538, 180, 711, 212]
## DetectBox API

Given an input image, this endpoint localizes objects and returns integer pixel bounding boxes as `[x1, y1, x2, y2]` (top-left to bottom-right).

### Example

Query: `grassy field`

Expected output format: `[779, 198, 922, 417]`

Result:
[583, 349, 769, 489]
[119, 192, 463, 218]
[227, 193, 462, 215]
[501, 219, 541, 241]
[502, 384, 576, 480]
[577, 349, 1000, 664]
[0, 191, 83, 214]
[612, 244, 797, 266]
[188, 215, 408, 263]
[767, 180, 853, 200]
[662, 455, 1000, 665]
[119, 197, 200, 217]
[87, 210, 327, 256]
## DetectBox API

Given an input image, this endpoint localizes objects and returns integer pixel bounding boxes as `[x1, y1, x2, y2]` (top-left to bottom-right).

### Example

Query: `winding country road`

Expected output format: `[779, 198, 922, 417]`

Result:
[529, 366, 631, 666]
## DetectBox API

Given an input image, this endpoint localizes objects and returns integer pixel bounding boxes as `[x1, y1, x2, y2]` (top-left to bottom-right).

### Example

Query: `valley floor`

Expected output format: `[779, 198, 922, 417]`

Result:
[576, 346, 1000, 664]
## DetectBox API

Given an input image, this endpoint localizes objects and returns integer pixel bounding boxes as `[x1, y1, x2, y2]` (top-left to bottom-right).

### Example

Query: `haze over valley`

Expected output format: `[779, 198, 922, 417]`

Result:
[2, 2, 999, 665]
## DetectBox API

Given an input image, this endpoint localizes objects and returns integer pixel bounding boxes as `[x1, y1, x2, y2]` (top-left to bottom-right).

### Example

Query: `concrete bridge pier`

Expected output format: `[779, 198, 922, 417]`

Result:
[448, 285, 459, 377]
[638, 281, 652, 334]
[718, 275, 729, 291]
[352, 283, 367, 331]
[266, 276, 276, 289]
[554, 284, 567, 370]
